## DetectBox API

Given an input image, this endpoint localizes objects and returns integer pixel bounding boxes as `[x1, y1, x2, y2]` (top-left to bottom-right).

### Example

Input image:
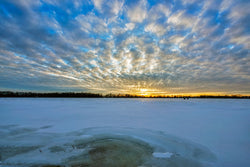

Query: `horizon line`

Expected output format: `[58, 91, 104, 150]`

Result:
[0, 91, 249, 98]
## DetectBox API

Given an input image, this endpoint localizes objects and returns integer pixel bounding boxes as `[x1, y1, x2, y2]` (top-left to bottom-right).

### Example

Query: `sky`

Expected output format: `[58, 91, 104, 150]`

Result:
[0, 0, 249, 95]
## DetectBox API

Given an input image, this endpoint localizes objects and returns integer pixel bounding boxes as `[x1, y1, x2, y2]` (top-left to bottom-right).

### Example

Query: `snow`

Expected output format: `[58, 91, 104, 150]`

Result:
[153, 152, 173, 158]
[0, 98, 250, 166]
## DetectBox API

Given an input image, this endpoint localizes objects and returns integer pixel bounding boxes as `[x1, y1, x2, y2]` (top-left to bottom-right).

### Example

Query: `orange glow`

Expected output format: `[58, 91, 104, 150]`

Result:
[131, 91, 250, 97]
[104, 85, 250, 97]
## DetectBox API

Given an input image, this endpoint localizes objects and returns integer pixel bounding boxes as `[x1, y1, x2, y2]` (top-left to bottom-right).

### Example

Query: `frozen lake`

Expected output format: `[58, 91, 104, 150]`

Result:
[0, 98, 250, 166]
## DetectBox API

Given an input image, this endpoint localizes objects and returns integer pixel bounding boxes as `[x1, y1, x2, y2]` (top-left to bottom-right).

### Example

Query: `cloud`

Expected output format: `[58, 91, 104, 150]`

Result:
[126, 0, 147, 23]
[92, 0, 124, 18]
[76, 14, 108, 34]
[145, 22, 167, 36]
[92, 0, 103, 11]
[168, 10, 196, 29]
[0, 0, 249, 95]
[125, 23, 135, 31]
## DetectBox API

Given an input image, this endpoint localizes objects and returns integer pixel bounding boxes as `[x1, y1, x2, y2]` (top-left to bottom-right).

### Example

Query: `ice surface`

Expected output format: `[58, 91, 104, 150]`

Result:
[0, 126, 215, 166]
[153, 152, 173, 158]
[0, 98, 250, 166]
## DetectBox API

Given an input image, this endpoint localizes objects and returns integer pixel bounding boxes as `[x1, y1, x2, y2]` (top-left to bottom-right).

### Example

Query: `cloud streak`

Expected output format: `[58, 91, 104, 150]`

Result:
[0, 0, 249, 95]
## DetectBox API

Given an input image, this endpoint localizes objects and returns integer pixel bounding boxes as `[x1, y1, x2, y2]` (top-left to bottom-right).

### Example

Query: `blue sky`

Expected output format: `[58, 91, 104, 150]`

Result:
[0, 0, 249, 95]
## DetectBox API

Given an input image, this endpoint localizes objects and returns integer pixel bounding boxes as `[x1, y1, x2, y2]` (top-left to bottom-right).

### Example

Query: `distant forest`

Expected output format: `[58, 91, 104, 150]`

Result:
[0, 91, 249, 98]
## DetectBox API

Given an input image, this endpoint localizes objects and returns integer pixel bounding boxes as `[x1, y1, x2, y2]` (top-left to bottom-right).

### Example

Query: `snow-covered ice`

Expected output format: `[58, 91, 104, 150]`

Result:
[153, 152, 173, 158]
[0, 98, 249, 166]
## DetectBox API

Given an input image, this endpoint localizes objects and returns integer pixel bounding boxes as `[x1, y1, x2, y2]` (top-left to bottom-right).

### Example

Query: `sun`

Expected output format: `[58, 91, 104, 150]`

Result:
[138, 88, 150, 96]
[140, 88, 148, 93]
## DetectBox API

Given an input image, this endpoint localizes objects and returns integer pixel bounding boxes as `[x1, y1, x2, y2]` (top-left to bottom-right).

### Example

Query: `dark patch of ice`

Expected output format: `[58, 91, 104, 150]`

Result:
[0, 126, 217, 167]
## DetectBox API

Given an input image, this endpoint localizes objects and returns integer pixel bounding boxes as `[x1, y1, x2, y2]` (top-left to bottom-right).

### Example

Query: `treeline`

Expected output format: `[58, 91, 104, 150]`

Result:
[0, 91, 102, 98]
[0, 91, 249, 98]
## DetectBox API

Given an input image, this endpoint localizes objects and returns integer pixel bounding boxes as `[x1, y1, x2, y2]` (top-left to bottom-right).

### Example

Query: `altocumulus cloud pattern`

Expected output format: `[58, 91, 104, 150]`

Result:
[0, 0, 249, 95]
